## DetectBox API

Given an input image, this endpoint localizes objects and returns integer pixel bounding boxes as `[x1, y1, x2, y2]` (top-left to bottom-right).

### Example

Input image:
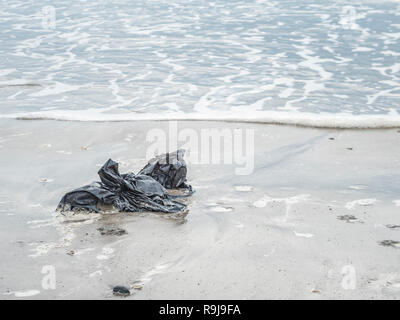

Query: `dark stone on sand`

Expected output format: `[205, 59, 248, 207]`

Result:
[346, 147, 353, 150]
[337, 215, 358, 222]
[386, 224, 400, 229]
[113, 286, 130, 296]
[378, 240, 400, 248]
[329, 137, 335, 140]
[97, 226, 127, 236]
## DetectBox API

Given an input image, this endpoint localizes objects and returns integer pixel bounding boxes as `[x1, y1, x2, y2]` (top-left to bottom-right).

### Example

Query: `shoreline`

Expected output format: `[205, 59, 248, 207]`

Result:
[0, 108, 399, 129]
[11, 117, 400, 130]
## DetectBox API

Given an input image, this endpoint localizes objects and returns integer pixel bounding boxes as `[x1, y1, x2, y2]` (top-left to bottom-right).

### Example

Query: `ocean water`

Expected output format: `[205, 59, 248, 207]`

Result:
[0, 0, 399, 127]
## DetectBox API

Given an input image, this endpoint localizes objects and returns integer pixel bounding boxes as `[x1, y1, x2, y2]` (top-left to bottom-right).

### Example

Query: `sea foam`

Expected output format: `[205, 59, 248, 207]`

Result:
[2, 109, 400, 129]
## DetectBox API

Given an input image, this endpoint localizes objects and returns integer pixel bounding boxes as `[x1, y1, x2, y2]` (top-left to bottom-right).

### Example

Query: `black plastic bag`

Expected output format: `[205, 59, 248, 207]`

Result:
[57, 157, 189, 214]
[139, 149, 193, 195]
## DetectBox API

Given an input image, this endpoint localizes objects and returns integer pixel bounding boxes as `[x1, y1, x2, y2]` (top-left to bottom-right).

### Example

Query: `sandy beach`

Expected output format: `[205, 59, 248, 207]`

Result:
[1, 118, 399, 299]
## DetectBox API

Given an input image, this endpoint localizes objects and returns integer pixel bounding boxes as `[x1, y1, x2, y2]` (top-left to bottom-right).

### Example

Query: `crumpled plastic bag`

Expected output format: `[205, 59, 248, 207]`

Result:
[57, 151, 193, 214]
[139, 149, 193, 195]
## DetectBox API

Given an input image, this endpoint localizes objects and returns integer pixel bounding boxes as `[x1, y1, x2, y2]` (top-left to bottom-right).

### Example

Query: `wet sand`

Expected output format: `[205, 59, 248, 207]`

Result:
[0, 119, 400, 299]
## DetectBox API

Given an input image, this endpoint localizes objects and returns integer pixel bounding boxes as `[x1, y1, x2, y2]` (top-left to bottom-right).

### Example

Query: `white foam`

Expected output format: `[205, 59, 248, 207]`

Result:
[0, 79, 35, 86]
[96, 255, 109, 260]
[73, 248, 95, 256]
[382, 50, 400, 57]
[294, 231, 314, 238]
[0, 69, 16, 76]
[234, 185, 253, 192]
[353, 47, 374, 52]
[393, 200, 400, 207]
[210, 206, 233, 213]
[56, 150, 72, 155]
[345, 198, 378, 210]
[349, 185, 368, 190]
[14, 290, 40, 297]
[254, 194, 310, 223]
[89, 270, 102, 278]
[3, 109, 400, 129]
[96, 247, 114, 260]
[279, 87, 296, 98]
[253, 194, 310, 208]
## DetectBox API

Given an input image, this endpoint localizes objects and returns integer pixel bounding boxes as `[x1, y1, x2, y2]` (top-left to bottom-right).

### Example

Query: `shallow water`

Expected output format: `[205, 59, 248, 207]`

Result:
[0, 0, 399, 127]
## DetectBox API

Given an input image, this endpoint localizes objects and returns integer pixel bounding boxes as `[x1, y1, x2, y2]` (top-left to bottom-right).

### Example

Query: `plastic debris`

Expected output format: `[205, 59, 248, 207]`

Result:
[57, 150, 193, 214]
[139, 149, 193, 195]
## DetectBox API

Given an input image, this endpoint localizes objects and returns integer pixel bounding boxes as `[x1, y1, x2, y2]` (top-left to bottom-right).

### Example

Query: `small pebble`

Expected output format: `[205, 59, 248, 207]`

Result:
[337, 215, 358, 222]
[132, 284, 143, 290]
[378, 240, 400, 248]
[97, 227, 127, 236]
[113, 286, 130, 297]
